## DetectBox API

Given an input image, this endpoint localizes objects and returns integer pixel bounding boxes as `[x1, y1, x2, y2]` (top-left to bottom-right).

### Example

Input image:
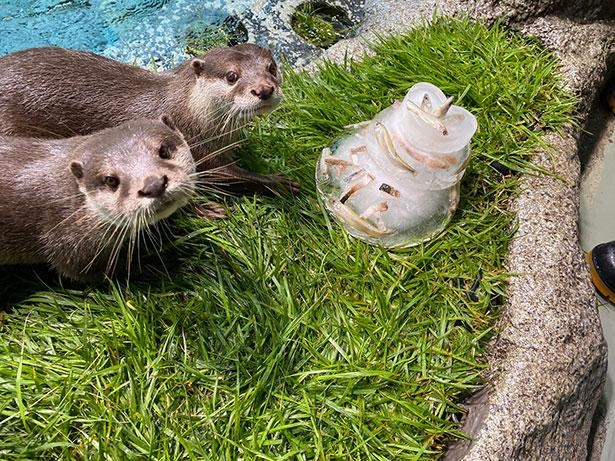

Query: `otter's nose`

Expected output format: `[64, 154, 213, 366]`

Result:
[139, 175, 168, 198]
[251, 85, 274, 100]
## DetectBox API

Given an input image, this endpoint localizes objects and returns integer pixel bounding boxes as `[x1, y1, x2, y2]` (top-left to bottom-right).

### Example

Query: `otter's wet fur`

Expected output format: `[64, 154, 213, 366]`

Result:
[0, 117, 195, 281]
[0, 44, 297, 194]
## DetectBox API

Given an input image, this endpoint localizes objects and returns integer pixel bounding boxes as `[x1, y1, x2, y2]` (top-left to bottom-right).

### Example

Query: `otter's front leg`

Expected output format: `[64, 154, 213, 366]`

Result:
[191, 164, 299, 219]
[217, 164, 300, 196]
[192, 143, 300, 196]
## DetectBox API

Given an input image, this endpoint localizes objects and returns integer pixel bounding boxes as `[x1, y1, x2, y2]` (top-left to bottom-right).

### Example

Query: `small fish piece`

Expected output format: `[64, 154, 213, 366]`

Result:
[406, 100, 449, 136]
[320, 147, 355, 177]
[349, 145, 367, 165]
[324, 157, 354, 171]
[345, 167, 371, 183]
[395, 136, 454, 170]
[319, 147, 333, 177]
[447, 185, 460, 215]
[344, 120, 371, 130]
[420, 93, 432, 112]
[360, 201, 389, 219]
[433, 96, 454, 118]
[350, 144, 367, 165]
[328, 198, 392, 237]
[340, 170, 374, 203]
[374, 122, 416, 173]
[379, 183, 401, 198]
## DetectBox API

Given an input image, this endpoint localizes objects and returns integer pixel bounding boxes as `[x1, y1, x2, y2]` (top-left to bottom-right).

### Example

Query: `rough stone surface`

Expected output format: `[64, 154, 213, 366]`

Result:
[468, 0, 615, 23]
[519, 17, 615, 119]
[266, 0, 614, 458]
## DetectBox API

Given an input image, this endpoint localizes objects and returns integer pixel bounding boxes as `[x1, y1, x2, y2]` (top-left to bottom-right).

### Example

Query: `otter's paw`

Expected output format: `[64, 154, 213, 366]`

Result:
[194, 202, 228, 219]
[266, 174, 300, 196]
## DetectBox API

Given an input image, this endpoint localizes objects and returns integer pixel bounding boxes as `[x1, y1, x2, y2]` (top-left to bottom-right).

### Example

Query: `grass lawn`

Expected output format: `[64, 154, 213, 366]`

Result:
[0, 17, 574, 460]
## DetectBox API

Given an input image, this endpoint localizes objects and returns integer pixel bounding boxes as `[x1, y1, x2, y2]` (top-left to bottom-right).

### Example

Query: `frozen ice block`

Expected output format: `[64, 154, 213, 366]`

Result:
[315, 82, 478, 248]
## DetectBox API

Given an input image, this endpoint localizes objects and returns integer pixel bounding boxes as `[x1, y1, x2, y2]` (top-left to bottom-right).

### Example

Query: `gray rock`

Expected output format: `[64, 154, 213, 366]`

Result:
[469, 0, 614, 23]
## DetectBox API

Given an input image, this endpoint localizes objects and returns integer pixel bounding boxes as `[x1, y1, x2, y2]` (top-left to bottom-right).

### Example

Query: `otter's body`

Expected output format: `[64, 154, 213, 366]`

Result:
[0, 118, 195, 280]
[0, 45, 296, 193]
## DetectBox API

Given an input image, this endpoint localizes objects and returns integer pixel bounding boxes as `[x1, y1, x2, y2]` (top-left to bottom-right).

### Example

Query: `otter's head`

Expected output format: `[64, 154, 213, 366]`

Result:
[189, 43, 282, 122]
[70, 116, 196, 227]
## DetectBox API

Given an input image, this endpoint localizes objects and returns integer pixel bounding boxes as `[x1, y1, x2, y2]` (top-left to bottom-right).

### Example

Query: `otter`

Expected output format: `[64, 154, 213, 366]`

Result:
[0, 117, 196, 281]
[0, 44, 297, 194]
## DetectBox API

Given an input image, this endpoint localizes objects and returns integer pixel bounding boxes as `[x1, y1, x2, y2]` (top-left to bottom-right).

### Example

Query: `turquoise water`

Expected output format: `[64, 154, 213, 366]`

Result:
[0, 0, 252, 68]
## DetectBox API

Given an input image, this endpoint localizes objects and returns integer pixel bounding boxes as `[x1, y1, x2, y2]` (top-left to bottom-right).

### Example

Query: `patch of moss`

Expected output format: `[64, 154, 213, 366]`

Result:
[185, 24, 228, 56]
[291, 2, 352, 48]
[184, 17, 248, 56]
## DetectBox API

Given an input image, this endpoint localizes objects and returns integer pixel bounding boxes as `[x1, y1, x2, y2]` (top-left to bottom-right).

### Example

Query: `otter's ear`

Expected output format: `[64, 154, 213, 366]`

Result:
[191, 59, 206, 77]
[70, 161, 83, 180]
[160, 114, 179, 132]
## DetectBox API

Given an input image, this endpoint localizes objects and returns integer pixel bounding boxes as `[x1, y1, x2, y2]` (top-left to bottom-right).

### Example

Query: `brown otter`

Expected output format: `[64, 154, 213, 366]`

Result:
[0, 44, 297, 194]
[0, 117, 196, 281]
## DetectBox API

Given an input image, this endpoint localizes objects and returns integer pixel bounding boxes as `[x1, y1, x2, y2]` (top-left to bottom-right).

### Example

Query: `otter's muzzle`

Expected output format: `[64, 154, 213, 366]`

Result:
[251, 85, 275, 100]
[139, 175, 168, 198]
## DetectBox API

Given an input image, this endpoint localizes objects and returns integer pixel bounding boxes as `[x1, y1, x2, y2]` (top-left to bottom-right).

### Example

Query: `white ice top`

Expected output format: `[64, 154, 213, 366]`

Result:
[400, 82, 478, 153]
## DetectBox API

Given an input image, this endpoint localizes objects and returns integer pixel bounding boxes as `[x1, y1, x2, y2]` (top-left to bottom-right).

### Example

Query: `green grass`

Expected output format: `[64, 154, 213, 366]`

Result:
[0, 17, 575, 460]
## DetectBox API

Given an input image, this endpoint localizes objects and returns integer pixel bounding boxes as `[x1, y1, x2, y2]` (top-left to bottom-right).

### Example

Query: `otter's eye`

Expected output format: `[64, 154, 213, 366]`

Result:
[159, 143, 172, 159]
[268, 62, 277, 75]
[225, 71, 239, 85]
[103, 176, 120, 190]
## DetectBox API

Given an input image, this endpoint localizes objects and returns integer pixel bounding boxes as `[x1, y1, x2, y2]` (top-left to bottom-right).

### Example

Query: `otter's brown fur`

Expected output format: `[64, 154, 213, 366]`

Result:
[0, 44, 296, 194]
[0, 117, 195, 281]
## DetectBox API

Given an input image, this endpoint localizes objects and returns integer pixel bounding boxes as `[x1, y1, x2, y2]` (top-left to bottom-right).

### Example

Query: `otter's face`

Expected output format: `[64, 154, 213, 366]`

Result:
[70, 117, 196, 226]
[190, 44, 282, 121]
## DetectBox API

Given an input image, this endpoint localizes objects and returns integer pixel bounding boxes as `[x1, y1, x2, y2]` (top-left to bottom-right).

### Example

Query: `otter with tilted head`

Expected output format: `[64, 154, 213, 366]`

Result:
[0, 44, 297, 194]
[0, 117, 195, 281]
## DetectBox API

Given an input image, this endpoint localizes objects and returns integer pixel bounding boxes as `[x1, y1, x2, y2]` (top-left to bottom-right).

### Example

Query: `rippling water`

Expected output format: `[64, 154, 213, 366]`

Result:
[0, 0, 252, 68]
